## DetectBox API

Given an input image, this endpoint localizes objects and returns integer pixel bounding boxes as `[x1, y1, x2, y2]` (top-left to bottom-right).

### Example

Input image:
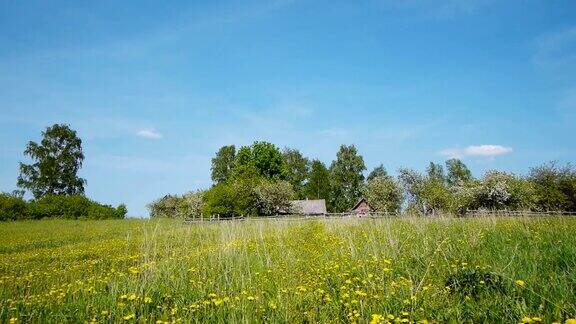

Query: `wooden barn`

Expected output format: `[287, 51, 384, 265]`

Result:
[290, 199, 327, 215]
[349, 198, 373, 214]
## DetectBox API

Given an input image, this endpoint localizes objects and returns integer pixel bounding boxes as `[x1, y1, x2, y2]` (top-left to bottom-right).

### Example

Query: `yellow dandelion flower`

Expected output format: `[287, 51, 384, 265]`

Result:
[123, 313, 135, 321]
[370, 314, 383, 324]
[566, 319, 576, 324]
[515, 280, 526, 287]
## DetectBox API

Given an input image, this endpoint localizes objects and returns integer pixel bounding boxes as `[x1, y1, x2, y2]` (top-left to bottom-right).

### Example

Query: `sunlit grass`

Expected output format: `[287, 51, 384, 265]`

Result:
[0, 216, 575, 323]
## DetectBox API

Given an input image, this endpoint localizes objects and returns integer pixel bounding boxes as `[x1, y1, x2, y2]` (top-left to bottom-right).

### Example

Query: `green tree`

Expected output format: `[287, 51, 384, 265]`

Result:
[367, 164, 388, 182]
[446, 159, 472, 187]
[211, 145, 236, 184]
[398, 168, 426, 214]
[364, 176, 402, 213]
[329, 145, 366, 212]
[0, 192, 27, 221]
[254, 180, 296, 215]
[233, 141, 285, 180]
[427, 162, 445, 182]
[305, 160, 331, 201]
[420, 178, 452, 215]
[18, 124, 86, 198]
[529, 162, 576, 211]
[282, 148, 310, 199]
[476, 171, 534, 211]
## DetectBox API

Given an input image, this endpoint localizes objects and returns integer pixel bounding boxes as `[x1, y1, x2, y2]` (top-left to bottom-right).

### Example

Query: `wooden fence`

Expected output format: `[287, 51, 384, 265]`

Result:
[183, 210, 575, 224]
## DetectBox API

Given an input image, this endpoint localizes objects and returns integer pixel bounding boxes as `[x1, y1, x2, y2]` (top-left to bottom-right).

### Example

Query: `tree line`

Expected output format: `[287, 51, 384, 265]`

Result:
[148, 141, 576, 218]
[0, 124, 127, 221]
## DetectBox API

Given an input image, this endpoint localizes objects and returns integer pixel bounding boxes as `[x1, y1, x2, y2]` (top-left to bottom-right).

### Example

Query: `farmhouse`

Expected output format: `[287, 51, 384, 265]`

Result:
[349, 198, 373, 214]
[290, 199, 327, 215]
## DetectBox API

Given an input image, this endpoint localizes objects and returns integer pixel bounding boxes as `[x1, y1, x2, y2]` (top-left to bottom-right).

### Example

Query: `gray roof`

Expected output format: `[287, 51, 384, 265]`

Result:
[290, 199, 327, 215]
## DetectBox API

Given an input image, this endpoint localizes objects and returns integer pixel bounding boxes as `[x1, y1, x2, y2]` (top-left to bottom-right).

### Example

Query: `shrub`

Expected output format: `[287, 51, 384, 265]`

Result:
[26, 195, 125, 220]
[254, 180, 295, 215]
[0, 193, 28, 221]
[148, 191, 204, 219]
[364, 176, 403, 214]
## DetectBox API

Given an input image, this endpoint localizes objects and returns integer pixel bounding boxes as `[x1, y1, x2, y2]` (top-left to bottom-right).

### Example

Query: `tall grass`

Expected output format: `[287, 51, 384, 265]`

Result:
[0, 217, 575, 323]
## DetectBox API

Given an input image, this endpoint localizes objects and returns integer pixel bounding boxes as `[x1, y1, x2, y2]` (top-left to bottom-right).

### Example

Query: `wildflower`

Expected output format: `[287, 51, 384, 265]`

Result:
[566, 320, 576, 324]
[123, 313, 135, 321]
[515, 280, 526, 287]
[9, 318, 17, 324]
[370, 314, 383, 324]
[247, 296, 256, 301]
[128, 293, 137, 301]
[144, 296, 152, 304]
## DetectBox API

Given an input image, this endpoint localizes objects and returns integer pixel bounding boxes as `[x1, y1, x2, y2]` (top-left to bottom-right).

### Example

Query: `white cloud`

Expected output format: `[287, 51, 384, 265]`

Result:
[440, 144, 513, 158]
[136, 128, 163, 139]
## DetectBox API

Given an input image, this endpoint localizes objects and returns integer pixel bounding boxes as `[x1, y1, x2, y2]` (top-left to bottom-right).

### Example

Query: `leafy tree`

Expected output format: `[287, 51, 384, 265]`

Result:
[427, 162, 445, 182]
[233, 141, 285, 180]
[329, 145, 366, 212]
[305, 160, 331, 201]
[211, 145, 236, 184]
[476, 171, 534, 211]
[446, 159, 472, 187]
[420, 178, 452, 215]
[201, 185, 234, 217]
[148, 195, 182, 218]
[367, 164, 388, 182]
[18, 124, 86, 198]
[203, 165, 263, 217]
[364, 176, 402, 213]
[398, 168, 426, 213]
[181, 190, 205, 218]
[282, 148, 310, 199]
[0, 192, 27, 221]
[254, 180, 296, 215]
[529, 162, 576, 212]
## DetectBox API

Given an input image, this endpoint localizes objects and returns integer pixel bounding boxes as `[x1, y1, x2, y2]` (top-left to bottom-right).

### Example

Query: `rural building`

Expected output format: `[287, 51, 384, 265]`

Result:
[349, 198, 373, 214]
[290, 199, 327, 215]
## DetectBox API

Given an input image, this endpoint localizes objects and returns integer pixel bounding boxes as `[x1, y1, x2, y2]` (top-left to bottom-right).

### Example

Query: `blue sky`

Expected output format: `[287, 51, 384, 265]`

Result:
[1, 0, 575, 216]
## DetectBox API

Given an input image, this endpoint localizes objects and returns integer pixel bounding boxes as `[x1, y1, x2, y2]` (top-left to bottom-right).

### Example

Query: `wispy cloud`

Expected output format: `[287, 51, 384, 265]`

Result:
[534, 26, 576, 69]
[440, 144, 513, 159]
[136, 128, 163, 139]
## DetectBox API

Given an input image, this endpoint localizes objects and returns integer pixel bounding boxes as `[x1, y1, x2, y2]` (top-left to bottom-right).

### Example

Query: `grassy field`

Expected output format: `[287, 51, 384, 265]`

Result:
[0, 217, 575, 323]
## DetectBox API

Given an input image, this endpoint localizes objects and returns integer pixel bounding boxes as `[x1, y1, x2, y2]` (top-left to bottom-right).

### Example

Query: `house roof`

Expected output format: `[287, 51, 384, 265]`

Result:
[349, 198, 373, 212]
[291, 199, 327, 215]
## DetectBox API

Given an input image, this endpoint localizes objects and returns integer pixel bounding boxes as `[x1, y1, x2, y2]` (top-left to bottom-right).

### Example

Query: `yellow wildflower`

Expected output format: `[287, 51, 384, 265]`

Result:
[515, 280, 526, 287]
[370, 314, 383, 324]
[123, 313, 135, 321]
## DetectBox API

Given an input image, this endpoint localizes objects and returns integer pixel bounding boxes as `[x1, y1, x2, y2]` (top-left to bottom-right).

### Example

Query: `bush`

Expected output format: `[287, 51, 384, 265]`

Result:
[0, 193, 28, 221]
[254, 180, 295, 215]
[25, 195, 125, 220]
[364, 176, 403, 213]
[148, 191, 205, 219]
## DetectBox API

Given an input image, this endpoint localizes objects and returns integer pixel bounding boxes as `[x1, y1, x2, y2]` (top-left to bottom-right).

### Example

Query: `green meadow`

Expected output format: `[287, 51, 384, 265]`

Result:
[1, 216, 575, 323]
